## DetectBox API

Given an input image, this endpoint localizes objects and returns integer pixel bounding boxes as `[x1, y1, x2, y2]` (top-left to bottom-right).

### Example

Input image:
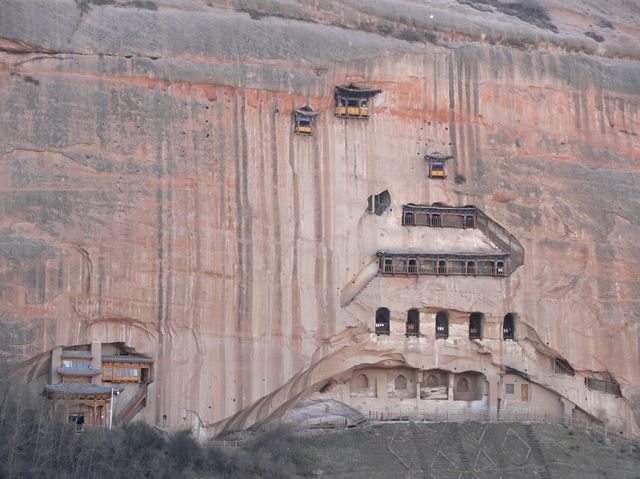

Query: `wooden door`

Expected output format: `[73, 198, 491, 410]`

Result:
[521, 383, 529, 401]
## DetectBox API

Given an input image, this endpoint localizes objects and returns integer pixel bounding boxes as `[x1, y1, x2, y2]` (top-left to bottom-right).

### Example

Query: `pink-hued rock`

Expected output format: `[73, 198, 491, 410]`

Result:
[0, 0, 639, 435]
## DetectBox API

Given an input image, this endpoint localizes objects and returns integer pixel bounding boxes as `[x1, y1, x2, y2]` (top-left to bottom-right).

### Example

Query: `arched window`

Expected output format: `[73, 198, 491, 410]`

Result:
[437, 260, 446, 274]
[503, 313, 515, 340]
[354, 373, 368, 389]
[435, 311, 449, 339]
[406, 309, 419, 337]
[469, 312, 483, 340]
[404, 211, 415, 225]
[375, 308, 390, 335]
[426, 375, 438, 387]
[395, 375, 407, 390]
[384, 258, 393, 273]
[408, 258, 417, 274]
[466, 261, 476, 275]
[431, 214, 441, 226]
[456, 378, 469, 392]
[465, 215, 475, 228]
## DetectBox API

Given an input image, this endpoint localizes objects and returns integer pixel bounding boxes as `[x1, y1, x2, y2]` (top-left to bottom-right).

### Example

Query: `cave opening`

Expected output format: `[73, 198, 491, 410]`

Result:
[435, 311, 449, 339]
[375, 307, 390, 335]
[368, 190, 391, 215]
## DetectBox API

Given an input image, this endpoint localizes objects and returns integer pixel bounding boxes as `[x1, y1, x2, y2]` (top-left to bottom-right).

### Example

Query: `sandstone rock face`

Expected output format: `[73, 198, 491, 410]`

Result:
[1, 0, 639, 435]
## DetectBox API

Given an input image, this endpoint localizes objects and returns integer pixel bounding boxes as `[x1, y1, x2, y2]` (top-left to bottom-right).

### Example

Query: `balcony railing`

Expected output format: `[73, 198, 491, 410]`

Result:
[585, 377, 622, 396]
[553, 358, 576, 376]
[334, 106, 370, 118]
[402, 205, 477, 228]
[378, 253, 510, 277]
[400, 204, 524, 274]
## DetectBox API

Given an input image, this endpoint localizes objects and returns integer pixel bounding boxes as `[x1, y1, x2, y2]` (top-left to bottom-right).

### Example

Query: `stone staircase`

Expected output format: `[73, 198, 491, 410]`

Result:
[524, 424, 552, 479]
[114, 384, 148, 426]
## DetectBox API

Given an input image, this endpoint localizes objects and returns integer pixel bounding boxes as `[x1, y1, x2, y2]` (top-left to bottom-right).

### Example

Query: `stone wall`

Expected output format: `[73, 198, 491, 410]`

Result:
[0, 0, 639, 435]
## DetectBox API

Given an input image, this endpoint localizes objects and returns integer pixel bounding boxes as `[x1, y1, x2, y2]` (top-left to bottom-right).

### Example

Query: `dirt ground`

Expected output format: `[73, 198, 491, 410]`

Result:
[293, 422, 640, 478]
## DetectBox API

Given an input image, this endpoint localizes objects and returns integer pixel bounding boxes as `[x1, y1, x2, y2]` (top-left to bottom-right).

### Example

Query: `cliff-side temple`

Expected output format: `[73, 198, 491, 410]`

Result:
[44, 343, 153, 429]
[1, 0, 638, 443]
[334, 84, 382, 119]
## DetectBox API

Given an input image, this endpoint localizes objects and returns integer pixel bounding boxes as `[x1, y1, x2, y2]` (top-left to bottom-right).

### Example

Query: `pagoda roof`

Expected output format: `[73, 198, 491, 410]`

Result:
[57, 367, 101, 377]
[335, 84, 382, 98]
[44, 383, 123, 397]
[101, 354, 153, 364]
[294, 106, 319, 117]
[61, 350, 93, 359]
[425, 152, 454, 161]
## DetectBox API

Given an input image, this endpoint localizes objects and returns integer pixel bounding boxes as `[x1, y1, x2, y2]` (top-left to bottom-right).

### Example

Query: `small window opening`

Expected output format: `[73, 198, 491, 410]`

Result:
[466, 261, 476, 275]
[406, 309, 419, 337]
[408, 258, 417, 274]
[457, 378, 469, 392]
[495, 261, 505, 276]
[431, 214, 441, 226]
[404, 211, 415, 225]
[429, 162, 446, 178]
[435, 311, 449, 339]
[354, 373, 369, 389]
[384, 258, 393, 273]
[503, 313, 515, 340]
[395, 375, 407, 390]
[465, 215, 475, 228]
[360, 99, 368, 108]
[437, 260, 446, 274]
[505, 383, 515, 394]
[426, 375, 438, 387]
[469, 312, 483, 340]
[553, 358, 575, 376]
[368, 190, 391, 215]
[375, 307, 390, 336]
[339, 97, 347, 106]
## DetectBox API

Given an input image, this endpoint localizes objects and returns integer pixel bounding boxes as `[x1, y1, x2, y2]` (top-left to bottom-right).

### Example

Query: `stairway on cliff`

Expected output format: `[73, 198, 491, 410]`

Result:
[525, 424, 553, 479]
[113, 384, 148, 426]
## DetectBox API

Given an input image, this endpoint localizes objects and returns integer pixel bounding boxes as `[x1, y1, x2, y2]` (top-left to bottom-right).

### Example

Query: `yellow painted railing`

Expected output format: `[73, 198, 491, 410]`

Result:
[335, 106, 369, 117]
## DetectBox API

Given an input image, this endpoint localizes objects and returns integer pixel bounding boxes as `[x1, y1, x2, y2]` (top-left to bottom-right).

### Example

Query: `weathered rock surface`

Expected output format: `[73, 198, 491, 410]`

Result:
[1, 0, 639, 435]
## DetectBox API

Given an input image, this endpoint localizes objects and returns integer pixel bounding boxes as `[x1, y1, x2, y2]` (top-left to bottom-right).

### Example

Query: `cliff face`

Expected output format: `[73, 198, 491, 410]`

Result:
[1, 0, 639, 434]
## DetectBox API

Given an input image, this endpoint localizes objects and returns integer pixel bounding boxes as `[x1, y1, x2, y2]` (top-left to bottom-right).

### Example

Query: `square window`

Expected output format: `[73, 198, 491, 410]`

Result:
[505, 384, 514, 394]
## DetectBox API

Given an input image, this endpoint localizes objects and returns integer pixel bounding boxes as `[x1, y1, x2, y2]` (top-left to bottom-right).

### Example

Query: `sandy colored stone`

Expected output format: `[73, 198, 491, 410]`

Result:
[0, 0, 639, 436]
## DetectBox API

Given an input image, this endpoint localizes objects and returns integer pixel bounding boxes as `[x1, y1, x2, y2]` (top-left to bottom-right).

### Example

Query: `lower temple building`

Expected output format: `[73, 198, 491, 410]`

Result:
[305, 307, 606, 426]
[44, 342, 153, 428]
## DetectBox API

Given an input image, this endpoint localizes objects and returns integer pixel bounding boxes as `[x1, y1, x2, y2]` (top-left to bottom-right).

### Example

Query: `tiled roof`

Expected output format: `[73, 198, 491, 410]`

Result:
[425, 152, 453, 161]
[57, 367, 101, 376]
[44, 383, 123, 396]
[101, 354, 153, 364]
[61, 350, 93, 359]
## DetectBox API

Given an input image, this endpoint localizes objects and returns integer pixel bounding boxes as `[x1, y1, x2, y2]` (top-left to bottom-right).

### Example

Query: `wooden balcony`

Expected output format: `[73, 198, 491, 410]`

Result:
[400, 204, 525, 274]
[378, 253, 511, 277]
[334, 106, 370, 118]
[585, 377, 622, 396]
